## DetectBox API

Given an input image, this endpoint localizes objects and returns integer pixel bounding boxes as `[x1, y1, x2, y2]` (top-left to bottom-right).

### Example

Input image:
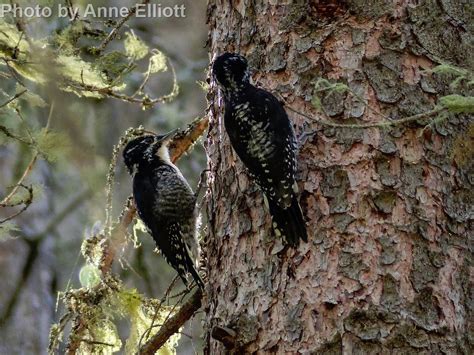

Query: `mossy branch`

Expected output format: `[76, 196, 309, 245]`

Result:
[61, 116, 209, 354]
[94, 0, 151, 55]
[139, 289, 203, 355]
[286, 105, 447, 129]
[0, 101, 54, 224]
[169, 116, 209, 162]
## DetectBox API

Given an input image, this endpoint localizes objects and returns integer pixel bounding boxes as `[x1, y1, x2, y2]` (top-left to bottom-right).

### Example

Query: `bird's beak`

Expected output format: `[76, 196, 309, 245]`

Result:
[155, 128, 179, 144]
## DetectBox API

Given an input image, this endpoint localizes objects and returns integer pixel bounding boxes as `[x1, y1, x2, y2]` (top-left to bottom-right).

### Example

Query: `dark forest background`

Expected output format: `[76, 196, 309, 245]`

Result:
[0, 0, 208, 353]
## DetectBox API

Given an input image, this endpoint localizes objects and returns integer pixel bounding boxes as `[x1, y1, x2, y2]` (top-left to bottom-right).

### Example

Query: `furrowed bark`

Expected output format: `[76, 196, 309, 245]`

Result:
[204, 1, 473, 353]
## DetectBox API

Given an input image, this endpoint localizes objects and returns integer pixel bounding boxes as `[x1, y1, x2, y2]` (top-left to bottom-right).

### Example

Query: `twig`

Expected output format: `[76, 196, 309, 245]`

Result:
[76, 339, 115, 347]
[137, 275, 180, 348]
[95, 0, 151, 54]
[160, 275, 181, 304]
[0, 183, 33, 224]
[0, 89, 27, 108]
[48, 313, 73, 353]
[64, 76, 177, 108]
[0, 101, 53, 208]
[286, 105, 446, 129]
[0, 155, 37, 207]
[139, 289, 203, 355]
[65, 0, 79, 21]
[66, 317, 87, 355]
[3, 58, 26, 87]
[0, 125, 30, 145]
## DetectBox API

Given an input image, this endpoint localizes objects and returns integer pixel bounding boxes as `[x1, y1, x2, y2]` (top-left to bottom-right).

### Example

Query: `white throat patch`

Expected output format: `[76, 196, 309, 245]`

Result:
[157, 144, 172, 164]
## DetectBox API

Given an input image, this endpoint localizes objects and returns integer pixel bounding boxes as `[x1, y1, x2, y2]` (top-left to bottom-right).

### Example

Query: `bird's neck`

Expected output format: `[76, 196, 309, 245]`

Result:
[222, 81, 251, 101]
[133, 157, 169, 177]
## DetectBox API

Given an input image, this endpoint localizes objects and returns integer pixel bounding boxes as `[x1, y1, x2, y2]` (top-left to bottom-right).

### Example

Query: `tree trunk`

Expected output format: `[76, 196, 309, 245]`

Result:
[204, 0, 472, 354]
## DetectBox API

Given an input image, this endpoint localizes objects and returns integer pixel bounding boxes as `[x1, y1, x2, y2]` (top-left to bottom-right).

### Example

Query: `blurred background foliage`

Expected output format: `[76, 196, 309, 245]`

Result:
[0, 0, 208, 353]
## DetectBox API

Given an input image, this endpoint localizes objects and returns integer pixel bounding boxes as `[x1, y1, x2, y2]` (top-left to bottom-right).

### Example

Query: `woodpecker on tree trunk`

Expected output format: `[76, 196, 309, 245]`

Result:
[212, 52, 308, 246]
[123, 131, 204, 289]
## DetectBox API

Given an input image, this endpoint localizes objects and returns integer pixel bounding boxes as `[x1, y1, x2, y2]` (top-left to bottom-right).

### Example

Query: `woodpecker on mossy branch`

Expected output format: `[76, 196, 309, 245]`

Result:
[212, 52, 308, 246]
[123, 131, 204, 289]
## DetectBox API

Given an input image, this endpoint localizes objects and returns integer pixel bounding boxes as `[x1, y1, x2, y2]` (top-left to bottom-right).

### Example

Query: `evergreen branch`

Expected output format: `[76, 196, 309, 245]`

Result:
[95, 0, 151, 54]
[0, 124, 31, 145]
[0, 102, 53, 210]
[100, 200, 136, 275]
[65, 74, 177, 108]
[286, 105, 446, 129]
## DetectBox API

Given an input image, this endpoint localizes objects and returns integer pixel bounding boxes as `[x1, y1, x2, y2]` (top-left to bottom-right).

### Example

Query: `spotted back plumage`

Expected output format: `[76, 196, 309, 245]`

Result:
[123, 135, 203, 288]
[212, 52, 308, 246]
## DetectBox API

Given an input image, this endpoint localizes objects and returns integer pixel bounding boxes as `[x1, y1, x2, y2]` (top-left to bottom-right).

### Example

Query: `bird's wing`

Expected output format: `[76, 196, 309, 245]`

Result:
[226, 87, 298, 208]
[133, 165, 197, 279]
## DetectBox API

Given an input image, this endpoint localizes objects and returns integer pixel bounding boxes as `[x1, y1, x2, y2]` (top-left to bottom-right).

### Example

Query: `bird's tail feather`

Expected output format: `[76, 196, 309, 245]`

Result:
[187, 260, 205, 289]
[268, 196, 308, 247]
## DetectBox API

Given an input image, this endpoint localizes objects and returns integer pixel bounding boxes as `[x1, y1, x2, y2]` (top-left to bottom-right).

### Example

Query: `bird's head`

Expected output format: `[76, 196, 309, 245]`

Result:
[212, 52, 250, 90]
[123, 130, 176, 175]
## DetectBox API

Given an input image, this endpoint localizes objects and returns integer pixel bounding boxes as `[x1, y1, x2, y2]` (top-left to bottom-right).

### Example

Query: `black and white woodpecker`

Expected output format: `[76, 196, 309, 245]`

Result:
[212, 52, 308, 246]
[123, 131, 204, 289]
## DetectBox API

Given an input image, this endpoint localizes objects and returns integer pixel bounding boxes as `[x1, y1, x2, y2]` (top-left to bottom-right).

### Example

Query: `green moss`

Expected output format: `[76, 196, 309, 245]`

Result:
[439, 95, 474, 113]
[53, 21, 85, 54]
[0, 222, 19, 240]
[95, 51, 130, 80]
[148, 49, 167, 73]
[124, 31, 149, 60]
[34, 128, 71, 162]
[56, 54, 112, 97]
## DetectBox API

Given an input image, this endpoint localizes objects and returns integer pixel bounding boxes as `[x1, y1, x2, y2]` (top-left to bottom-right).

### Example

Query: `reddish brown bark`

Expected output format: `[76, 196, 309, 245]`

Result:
[204, 1, 472, 353]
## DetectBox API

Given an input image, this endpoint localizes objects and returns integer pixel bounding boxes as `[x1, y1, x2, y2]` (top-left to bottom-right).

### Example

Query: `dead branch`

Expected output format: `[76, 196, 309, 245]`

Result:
[0, 89, 27, 108]
[0, 183, 33, 224]
[100, 201, 136, 275]
[169, 116, 209, 162]
[0, 101, 54, 219]
[139, 288, 203, 355]
[0, 154, 37, 207]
